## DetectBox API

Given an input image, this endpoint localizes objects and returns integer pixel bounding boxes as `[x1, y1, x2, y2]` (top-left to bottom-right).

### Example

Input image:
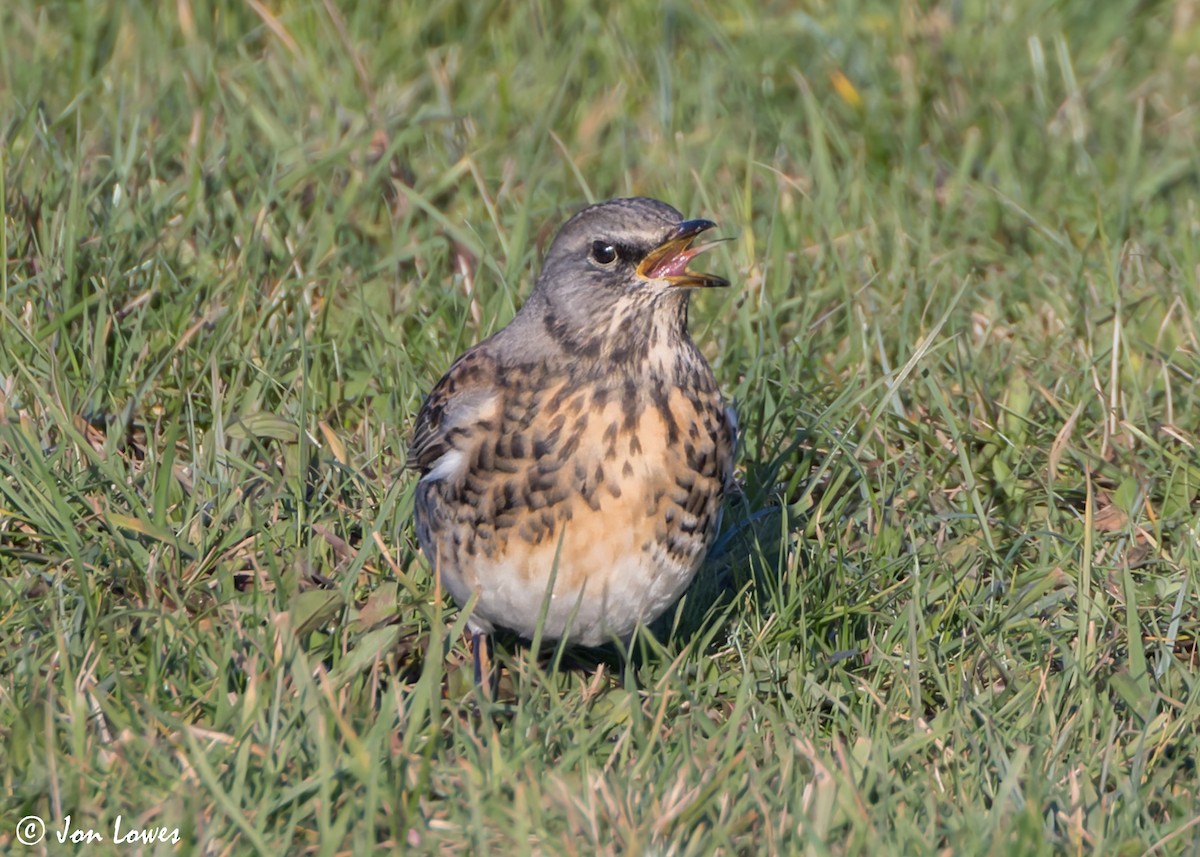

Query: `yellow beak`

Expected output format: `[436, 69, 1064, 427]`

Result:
[635, 219, 729, 288]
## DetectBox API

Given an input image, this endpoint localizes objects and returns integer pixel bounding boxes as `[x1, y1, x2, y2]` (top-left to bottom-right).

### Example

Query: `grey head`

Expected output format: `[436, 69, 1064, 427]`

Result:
[498, 197, 727, 369]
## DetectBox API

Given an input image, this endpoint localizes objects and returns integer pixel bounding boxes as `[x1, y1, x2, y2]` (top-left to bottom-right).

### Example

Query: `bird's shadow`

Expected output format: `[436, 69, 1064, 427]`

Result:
[654, 488, 790, 651]
[622, 428, 843, 669]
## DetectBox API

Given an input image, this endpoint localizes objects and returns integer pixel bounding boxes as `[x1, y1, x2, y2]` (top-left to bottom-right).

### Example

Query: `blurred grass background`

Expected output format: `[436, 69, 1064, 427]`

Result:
[2, 0, 1198, 853]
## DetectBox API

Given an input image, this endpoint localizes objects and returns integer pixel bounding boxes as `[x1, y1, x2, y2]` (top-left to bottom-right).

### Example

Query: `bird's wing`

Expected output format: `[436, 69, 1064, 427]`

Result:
[407, 346, 503, 479]
[721, 403, 739, 493]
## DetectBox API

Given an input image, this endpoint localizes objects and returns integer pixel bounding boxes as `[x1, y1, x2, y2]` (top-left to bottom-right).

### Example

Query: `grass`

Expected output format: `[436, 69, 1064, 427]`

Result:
[2, 0, 1198, 853]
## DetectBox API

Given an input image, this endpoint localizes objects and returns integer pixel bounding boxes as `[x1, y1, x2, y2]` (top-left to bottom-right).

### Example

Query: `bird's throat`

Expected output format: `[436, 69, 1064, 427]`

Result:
[537, 289, 693, 375]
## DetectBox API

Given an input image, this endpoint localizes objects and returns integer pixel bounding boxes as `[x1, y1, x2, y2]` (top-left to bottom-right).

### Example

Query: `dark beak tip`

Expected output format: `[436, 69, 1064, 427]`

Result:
[676, 218, 718, 239]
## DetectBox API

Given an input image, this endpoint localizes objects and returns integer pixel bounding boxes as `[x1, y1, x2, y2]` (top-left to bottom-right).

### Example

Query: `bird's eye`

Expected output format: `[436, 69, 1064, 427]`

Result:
[589, 241, 618, 266]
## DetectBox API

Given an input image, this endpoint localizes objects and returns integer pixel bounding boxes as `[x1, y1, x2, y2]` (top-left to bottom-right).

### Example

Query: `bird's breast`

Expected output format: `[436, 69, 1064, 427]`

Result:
[415, 362, 732, 643]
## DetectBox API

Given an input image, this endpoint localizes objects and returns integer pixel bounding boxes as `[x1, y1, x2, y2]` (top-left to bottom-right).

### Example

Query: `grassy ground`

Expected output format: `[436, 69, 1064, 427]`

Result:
[2, 0, 1199, 854]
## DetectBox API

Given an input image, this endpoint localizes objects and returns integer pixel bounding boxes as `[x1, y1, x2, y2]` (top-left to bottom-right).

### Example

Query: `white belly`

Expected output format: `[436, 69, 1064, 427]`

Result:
[437, 514, 705, 646]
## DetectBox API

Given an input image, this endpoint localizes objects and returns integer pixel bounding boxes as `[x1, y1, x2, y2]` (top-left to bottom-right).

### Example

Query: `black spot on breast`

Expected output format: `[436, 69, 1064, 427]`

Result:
[555, 438, 579, 462]
[684, 440, 715, 475]
[494, 510, 519, 530]
[621, 378, 639, 430]
[579, 465, 600, 510]
[475, 442, 495, 473]
[528, 466, 558, 493]
[536, 416, 567, 458]
[666, 533, 695, 562]
[519, 521, 542, 543]
[493, 457, 521, 474]
[558, 428, 583, 461]
[685, 488, 713, 516]
[602, 422, 619, 459]
[651, 384, 679, 444]
[464, 473, 488, 497]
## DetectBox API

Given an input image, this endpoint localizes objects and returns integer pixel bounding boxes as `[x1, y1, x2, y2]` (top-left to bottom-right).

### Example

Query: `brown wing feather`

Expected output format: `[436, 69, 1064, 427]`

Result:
[407, 346, 502, 475]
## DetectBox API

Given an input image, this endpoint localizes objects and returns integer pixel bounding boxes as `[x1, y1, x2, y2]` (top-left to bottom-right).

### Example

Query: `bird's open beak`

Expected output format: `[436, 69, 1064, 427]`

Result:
[636, 219, 729, 288]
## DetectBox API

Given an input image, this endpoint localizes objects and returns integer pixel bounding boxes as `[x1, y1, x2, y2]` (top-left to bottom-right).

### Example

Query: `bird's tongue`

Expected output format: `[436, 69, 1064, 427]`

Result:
[643, 244, 703, 279]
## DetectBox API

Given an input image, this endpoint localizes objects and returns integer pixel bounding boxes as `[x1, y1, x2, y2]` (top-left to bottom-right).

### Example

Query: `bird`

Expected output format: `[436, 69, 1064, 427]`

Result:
[408, 197, 735, 670]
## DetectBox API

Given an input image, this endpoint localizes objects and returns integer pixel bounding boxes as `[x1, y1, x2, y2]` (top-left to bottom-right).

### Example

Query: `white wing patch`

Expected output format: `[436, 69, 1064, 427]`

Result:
[420, 448, 467, 485]
[416, 389, 502, 485]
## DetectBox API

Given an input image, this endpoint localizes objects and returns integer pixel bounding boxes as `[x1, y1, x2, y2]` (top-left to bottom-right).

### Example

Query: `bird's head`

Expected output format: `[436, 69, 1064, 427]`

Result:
[526, 197, 728, 364]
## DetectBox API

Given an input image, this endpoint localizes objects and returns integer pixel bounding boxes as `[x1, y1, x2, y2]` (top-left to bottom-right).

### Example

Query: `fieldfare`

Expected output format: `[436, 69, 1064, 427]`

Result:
[409, 197, 735, 662]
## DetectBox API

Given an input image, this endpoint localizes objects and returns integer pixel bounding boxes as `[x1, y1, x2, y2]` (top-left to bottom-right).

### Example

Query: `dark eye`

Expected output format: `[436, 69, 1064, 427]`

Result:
[589, 241, 618, 266]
